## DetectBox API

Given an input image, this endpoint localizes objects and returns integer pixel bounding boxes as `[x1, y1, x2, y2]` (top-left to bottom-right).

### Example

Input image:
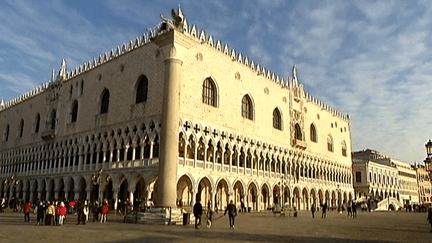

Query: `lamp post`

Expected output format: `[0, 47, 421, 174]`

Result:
[424, 140, 432, 204]
[424, 139, 432, 171]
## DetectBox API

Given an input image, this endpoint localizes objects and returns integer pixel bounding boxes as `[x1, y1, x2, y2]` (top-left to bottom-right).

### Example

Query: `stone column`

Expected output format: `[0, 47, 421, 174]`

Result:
[156, 36, 183, 208]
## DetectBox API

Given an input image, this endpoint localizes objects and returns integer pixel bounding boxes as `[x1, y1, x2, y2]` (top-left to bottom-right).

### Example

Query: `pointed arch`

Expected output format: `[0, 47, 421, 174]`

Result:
[327, 135, 334, 152]
[310, 123, 317, 143]
[241, 94, 254, 120]
[202, 77, 218, 107]
[273, 108, 282, 130]
[34, 113, 41, 133]
[135, 75, 148, 104]
[19, 119, 24, 137]
[100, 88, 110, 114]
[70, 100, 78, 122]
[341, 140, 347, 157]
[295, 123, 302, 140]
[3, 124, 9, 142]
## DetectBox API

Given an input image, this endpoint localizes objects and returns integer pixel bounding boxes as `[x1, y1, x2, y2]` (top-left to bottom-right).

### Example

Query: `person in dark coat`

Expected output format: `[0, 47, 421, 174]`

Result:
[427, 207, 432, 232]
[311, 204, 316, 218]
[37, 202, 45, 225]
[193, 200, 203, 229]
[92, 201, 100, 222]
[224, 200, 237, 229]
[76, 200, 86, 225]
[321, 202, 327, 218]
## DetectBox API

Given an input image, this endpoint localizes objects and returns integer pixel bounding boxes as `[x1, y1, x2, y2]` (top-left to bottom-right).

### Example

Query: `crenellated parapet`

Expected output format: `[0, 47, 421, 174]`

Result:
[0, 7, 350, 122]
[304, 91, 351, 122]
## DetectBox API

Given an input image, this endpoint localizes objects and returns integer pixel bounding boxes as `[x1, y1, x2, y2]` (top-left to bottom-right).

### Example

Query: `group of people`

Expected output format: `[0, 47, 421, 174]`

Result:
[21, 199, 110, 225]
[193, 200, 238, 229]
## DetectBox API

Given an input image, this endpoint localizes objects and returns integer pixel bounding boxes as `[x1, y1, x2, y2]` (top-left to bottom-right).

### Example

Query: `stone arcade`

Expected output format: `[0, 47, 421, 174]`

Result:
[0, 7, 354, 216]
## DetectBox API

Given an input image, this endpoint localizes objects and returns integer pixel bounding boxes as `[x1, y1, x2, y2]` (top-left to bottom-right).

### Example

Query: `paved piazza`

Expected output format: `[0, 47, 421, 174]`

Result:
[0, 209, 431, 243]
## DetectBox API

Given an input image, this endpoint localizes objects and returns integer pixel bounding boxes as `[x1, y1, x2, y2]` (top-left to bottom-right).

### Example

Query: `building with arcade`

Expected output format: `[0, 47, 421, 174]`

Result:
[0, 7, 354, 212]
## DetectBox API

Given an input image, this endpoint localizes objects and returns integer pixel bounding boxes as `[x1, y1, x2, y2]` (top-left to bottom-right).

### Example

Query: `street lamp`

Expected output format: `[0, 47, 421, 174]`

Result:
[424, 140, 432, 171]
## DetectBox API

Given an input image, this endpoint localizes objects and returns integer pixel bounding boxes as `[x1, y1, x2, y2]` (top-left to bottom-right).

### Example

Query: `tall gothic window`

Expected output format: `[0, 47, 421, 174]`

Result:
[34, 114, 40, 133]
[327, 135, 333, 152]
[241, 95, 253, 120]
[136, 75, 148, 104]
[50, 110, 57, 130]
[100, 89, 110, 114]
[71, 100, 78, 122]
[273, 108, 282, 130]
[202, 78, 217, 107]
[310, 124, 317, 142]
[19, 119, 24, 137]
[295, 123, 302, 140]
[4, 124, 9, 141]
[341, 141, 347, 157]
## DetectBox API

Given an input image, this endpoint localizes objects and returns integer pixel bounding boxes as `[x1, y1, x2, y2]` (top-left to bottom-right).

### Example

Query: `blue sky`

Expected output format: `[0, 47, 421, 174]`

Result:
[1, 0, 431, 164]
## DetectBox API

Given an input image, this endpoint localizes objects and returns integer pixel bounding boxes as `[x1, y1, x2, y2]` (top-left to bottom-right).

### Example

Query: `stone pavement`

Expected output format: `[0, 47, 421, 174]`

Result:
[0, 208, 431, 243]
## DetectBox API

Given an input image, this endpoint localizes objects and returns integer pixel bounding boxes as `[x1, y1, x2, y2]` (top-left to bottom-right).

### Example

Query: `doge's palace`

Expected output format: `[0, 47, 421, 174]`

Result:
[0, 7, 354, 212]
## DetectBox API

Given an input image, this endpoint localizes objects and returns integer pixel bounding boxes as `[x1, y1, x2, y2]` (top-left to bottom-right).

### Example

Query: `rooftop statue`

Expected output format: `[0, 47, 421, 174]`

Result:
[158, 7, 184, 33]
[56, 59, 67, 82]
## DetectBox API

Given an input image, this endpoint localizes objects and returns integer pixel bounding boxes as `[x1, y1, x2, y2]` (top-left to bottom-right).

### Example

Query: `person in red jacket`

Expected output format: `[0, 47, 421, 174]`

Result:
[59, 202, 67, 225]
[100, 202, 109, 223]
[23, 202, 32, 222]
[54, 201, 60, 226]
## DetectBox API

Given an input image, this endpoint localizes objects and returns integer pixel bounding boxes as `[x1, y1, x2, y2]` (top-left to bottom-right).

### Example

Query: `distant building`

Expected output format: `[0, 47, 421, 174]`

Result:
[413, 165, 431, 205]
[0, 7, 353, 212]
[353, 149, 419, 210]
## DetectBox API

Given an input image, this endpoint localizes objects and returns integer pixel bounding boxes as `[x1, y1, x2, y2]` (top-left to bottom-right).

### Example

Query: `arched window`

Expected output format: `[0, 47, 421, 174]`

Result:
[136, 75, 148, 104]
[327, 135, 333, 152]
[34, 114, 40, 133]
[19, 119, 24, 137]
[100, 89, 110, 114]
[341, 141, 347, 157]
[241, 95, 253, 120]
[310, 124, 317, 142]
[50, 110, 56, 130]
[71, 100, 78, 122]
[295, 123, 302, 140]
[202, 78, 217, 107]
[80, 80, 84, 95]
[4, 124, 9, 141]
[273, 108, 282, 130]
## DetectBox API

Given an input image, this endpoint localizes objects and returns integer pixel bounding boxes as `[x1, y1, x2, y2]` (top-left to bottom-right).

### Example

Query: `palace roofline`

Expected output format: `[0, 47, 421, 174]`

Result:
[0, 8, 350, 122]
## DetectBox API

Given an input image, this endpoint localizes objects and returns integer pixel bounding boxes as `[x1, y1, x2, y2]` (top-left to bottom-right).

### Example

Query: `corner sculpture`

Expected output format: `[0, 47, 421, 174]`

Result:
[158, 7, 185, 33]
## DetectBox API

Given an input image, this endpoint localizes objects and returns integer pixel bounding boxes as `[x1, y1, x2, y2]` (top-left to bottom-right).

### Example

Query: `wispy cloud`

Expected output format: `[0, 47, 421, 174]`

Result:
[1, 0, 432, 164]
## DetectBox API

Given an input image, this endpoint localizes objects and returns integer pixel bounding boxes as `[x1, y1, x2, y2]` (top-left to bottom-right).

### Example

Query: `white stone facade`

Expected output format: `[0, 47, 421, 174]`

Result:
[0, 8, 353, 211]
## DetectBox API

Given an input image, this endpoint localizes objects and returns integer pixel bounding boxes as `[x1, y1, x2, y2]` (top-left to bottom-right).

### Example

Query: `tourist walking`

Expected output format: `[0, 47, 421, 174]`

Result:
[193, 200, 203, 229]
[100, 201, 109, 223]
[92, 201, 100, 222]
[321, 203, 327, 218]
[59, 202, 67, 225]
[427, 207, 432, 232]
[54, 201, 60, 225]
[224, 200, 237, 229]
[36, 202, 45, 225]
[83, 201, 89, 222]
[76, 200, 86, 225]
[23, 202, 32, 222]
[46, 202, 55, 225]
[311, 204, 315, 218]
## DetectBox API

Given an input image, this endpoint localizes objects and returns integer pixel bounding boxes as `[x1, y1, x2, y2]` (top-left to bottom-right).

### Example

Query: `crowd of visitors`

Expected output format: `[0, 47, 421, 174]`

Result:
[1, 198, 112, 225]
